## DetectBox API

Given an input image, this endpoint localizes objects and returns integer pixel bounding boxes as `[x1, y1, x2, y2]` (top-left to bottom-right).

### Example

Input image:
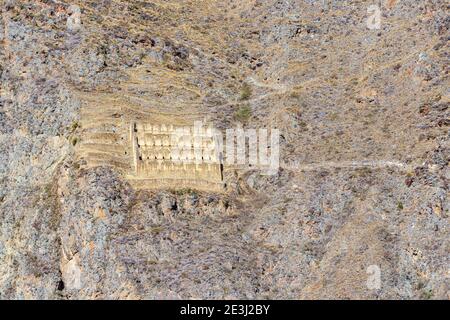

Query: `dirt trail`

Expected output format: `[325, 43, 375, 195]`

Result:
[281, 160, 415, 172]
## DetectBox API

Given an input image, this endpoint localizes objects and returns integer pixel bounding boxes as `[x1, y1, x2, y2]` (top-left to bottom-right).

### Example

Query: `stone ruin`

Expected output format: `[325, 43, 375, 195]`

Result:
[76, 92, 224, 192]
[127, 121, 223, 191]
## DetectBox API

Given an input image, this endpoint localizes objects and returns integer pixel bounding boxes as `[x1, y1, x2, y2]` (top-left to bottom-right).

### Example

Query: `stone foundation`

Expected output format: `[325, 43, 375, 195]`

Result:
[76, 95, 223, 192]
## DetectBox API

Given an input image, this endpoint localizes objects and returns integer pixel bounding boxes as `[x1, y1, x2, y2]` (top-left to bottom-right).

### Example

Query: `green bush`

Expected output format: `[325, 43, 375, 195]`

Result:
[71, 137, 79, 146]
[70, 121, 79, 132]
[240, 82, 252, 100]
[234, 105, 252, 122]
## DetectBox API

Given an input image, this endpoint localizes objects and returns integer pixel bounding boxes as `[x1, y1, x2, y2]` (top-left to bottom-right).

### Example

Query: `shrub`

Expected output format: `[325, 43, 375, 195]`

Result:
[240, 82, 252, 100]
[70, 121, 79, 132]
[421, 289, 433, 300]
[234, 105, 252, 122]
[71, 137, 79, 146]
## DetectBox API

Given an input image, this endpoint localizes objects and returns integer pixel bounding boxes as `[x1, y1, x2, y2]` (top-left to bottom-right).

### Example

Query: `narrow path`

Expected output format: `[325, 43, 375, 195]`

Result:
[231, 159, 435, 174]
[246, 77, 288, 92]
[281, 160, 414, 172]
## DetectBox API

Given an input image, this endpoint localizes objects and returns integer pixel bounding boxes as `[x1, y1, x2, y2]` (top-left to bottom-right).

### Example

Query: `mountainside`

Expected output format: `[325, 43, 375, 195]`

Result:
[0, 0, 448, 299]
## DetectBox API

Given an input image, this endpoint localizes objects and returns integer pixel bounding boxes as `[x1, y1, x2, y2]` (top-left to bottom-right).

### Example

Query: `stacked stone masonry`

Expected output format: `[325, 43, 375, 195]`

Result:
[128, 122, 224, 191]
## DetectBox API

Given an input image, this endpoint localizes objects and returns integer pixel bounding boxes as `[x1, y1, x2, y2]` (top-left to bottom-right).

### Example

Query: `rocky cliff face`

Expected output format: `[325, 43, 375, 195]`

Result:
[0, 0, 448, 299]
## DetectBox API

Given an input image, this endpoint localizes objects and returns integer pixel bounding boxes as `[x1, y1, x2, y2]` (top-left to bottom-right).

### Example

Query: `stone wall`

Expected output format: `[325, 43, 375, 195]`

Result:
[128, 121, 223, 191]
